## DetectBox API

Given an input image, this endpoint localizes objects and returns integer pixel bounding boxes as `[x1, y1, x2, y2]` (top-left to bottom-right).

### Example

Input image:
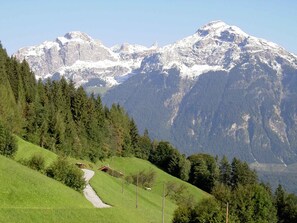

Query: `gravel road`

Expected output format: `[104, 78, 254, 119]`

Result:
[82, 169, 111, 208]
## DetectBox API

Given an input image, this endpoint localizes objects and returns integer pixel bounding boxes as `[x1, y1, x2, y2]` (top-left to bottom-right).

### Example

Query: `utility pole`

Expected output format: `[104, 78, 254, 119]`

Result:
[122, 168, 125, 194]
[121, 175, 124, 194]
[162, 183, 165, 223]
[226, 202, 229, 223]
[136, 174, 138, 208]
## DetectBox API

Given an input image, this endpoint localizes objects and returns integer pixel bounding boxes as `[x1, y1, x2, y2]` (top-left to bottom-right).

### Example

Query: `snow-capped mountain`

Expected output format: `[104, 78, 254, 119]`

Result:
[15, 31, 157, 89]
[103, 20, 297, 167]
[15, 21, 297, 167]
[15, 21, 297, 91]
[140, 20, 297, 78]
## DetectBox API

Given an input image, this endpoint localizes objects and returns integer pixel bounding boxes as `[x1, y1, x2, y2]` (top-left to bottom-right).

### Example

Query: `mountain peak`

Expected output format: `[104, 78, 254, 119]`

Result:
[197, 20, 248, 38]
[202, 20, 228, 29]
[64, 31, 93, 42]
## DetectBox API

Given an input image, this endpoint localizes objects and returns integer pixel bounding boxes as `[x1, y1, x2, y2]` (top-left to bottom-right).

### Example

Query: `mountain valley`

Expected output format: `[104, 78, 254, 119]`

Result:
[15, 21, 297, 192]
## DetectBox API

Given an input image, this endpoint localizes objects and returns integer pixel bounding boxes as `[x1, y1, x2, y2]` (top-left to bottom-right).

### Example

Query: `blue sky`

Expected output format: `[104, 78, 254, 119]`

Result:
[1, 0, 296, 55]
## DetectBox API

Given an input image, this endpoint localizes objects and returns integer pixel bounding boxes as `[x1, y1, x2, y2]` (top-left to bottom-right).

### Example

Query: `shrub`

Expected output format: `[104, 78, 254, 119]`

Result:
[172, 204, 192, 223]
[46, 156, 86, 192]
[127, 169, 156, 188]
[125, 175, 133, 185]
[64, 165, 86, 191]
[0, 123, 18, 158]
[106, 168, 123, 178]
[173, 198, 226, 223]
[27, 153, 45, 172]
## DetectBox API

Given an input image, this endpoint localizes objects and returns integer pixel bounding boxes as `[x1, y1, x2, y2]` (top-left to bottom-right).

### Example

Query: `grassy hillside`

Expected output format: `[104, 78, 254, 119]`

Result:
[92, 157, 209, 223]
[0, 155, 110, 223]
[0, 155, 91, 209]
[15, 136, 57, 166]
[0, 137, 209, 223]
[99, 156, 208, 199]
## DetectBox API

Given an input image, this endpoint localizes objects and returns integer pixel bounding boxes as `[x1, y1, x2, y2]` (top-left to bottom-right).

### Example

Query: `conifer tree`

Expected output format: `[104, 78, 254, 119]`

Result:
[231, 158, 257, 188]
[136, 129, 152, 159]
[219, 155, 232, 186]
[129, 118, 139, 152]
[188, 154, 219, 192]
[20, 59, 36, 103]
[0, 122, 18, 157]
[0, 45, 22, 132]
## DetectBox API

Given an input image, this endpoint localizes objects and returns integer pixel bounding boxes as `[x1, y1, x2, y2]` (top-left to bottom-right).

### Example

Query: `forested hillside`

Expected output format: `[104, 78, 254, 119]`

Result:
[0, 43, 150, 161]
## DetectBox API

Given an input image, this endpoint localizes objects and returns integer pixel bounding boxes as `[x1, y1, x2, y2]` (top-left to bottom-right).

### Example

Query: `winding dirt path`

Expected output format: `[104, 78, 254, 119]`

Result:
[82, 169, 111, 208]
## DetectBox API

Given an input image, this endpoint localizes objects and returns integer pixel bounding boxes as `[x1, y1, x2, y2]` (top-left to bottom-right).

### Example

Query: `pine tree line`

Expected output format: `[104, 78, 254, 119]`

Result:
[173, 154, 297, 223]
[0, 43, 150, 161]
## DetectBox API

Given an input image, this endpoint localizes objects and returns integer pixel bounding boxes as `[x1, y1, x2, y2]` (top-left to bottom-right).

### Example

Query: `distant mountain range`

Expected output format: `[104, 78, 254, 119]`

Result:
[15, 21, 297, 168]
[15, 31, 157, 94]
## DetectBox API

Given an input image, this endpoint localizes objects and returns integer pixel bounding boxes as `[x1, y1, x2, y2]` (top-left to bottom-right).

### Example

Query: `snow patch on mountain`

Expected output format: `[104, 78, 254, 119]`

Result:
[55, 59, 139, 87]
[163, 62, 225, 78]
[111, 43, 149, 54]
[139, 20, 297, 80]
[15, 21, 297, 90]
[15, 31, 157, 88]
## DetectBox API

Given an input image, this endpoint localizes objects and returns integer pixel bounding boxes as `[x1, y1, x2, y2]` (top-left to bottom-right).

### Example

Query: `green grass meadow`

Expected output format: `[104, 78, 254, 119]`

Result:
[15, 136, 57, 166]
[0, 137, 209, 223]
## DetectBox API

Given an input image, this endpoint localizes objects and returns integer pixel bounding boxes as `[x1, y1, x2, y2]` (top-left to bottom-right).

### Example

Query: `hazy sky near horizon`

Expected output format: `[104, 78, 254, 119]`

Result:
[1, 0, 296, 55]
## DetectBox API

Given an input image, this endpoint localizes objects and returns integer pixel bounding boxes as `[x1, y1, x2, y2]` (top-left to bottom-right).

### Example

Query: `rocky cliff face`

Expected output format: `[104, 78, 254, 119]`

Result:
[15, 31, 157, 91]
[103, 21, 297, 165]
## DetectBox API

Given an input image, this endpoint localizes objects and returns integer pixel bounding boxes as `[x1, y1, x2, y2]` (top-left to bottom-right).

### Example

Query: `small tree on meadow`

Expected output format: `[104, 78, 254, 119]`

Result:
[46, 156, 85, 192]
[27, 153, 45, 172]
[0, 123, 18, 158]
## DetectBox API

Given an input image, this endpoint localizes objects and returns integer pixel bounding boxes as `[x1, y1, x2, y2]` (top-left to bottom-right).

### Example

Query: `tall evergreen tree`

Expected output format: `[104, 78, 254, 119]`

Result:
[188, 154, 219, 193]
[19, 59, 36, 103]
[0, 45, 22, 132]
[129, 118, 139, 153]
[275, 184, 286, 222]
[219, 155, 232, 186]
[231, 157, 257, 188]
[0, 122, 18, 157]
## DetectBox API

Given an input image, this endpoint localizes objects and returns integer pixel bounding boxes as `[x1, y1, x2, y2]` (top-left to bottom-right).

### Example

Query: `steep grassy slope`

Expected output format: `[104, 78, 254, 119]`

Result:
[99, 156, 208, 199]
[15, 136, 57, 166]
[92, 157, 209, 223]
[1, 138, 209, 223]
[0, 155, 90, 209]
[0, 155, 105, 223]
[0, 153, 147, 223]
